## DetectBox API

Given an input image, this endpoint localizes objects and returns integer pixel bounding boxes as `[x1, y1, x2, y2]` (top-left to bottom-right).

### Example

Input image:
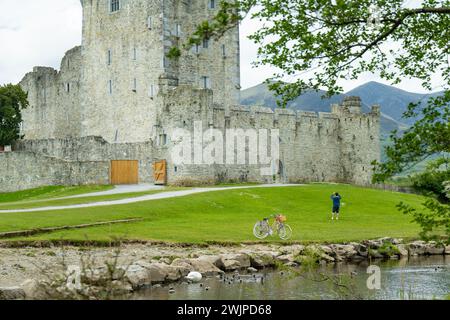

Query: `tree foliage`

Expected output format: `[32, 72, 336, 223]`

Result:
[0, 84, 29, 146]
[185, 0, 450, 241]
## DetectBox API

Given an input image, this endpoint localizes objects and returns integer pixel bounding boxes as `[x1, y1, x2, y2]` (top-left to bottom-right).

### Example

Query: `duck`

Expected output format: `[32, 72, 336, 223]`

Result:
[185, 271, 203, 283]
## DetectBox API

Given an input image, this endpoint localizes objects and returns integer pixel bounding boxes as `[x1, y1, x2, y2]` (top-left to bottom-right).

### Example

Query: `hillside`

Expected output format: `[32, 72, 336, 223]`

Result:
[240, 81, 444, 137]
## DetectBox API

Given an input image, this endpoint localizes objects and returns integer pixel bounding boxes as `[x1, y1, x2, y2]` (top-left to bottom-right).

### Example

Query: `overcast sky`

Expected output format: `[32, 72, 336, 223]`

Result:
[0, 0, 444, 93]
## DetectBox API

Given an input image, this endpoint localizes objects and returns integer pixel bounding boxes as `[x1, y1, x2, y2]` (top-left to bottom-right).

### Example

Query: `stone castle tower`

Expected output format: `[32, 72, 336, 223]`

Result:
[21, 0, 240, 143]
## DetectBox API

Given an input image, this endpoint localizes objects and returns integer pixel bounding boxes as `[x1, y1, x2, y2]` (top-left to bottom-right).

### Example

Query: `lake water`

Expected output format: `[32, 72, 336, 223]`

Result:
[132, 256, 450, 300]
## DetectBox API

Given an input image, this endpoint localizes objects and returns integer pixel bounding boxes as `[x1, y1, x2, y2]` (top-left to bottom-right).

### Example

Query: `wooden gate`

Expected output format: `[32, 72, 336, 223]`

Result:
[153, 160, 167, 185]
[110, 160, 139, 185]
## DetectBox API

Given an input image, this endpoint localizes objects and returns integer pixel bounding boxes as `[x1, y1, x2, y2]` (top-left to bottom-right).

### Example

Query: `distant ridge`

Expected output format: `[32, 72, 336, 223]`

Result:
[240, 81, 444, 136]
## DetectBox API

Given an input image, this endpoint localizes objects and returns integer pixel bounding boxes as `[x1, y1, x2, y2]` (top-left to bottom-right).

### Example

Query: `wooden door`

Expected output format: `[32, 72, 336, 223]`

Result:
[110, 160, 139, 185]
[153, 160, 167, 185]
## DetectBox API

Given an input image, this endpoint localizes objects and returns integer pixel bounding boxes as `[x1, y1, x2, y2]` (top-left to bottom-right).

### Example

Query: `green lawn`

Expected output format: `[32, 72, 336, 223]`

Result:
[0, 185, 114, 203]
[0, 187, 186, 210]
[0, 184, 426, 244]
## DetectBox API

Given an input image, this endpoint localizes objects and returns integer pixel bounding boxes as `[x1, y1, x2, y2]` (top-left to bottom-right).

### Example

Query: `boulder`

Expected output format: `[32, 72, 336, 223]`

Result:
[196, 255, 225, 270]
[21, 279, 46, 300]
[220, 254, 251, 271]
[247, 267, 258, 273]
[397, 244, 409, 257]
[0, 287, 26, 300]
[277, 254, 296, 264]
[320, 245, 333, 255]
[368, 250, 384, 259]
[424, 242, 444, 255]
[330, 244, 357, 260]
[249, 252, 276, 268]
[408, 241, 427, 256]
[353, 243, 369, 258]
[171, 258, 223, 276]
[125, 261, 184, 288]
[279, 245, 304, 256]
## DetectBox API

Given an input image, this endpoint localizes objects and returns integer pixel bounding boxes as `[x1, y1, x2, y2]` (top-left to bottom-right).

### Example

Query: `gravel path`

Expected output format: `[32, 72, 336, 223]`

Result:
[59, 184, 165, 199]
[0, 184, 303, 213]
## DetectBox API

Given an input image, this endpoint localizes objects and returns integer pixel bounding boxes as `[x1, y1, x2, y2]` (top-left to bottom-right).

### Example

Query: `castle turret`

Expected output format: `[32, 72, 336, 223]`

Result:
[342, 96, 362, 114]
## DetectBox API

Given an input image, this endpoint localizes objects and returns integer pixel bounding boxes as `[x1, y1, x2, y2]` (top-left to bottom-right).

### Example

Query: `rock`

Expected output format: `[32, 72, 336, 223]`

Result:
[320, 245, 333, 255]
[363, 239, 382, 250]
[408, 241, 427, 256]
[445, 245, 450, 255]
[368, 250, 384, 259]
[125, 264, 152, 289]
[220, 254, 251, 271]
[397, 244, 409, 257]
[353, 243, 369, 257]
[249, 252, 277, 268]
[424, 242, 444, 255]
[320, 253, 335, 263]
[21, 279, 46, 300]
[197, 255, 225, 270]
[0, 287, 26, 300]
[330, 244, 357, 260]
[277, 254, 296, 264]
[125, 262, 184, 288]
[280, 245, 304, 256]
[247, 267, 258, 273]
[222, 259, 242, 271]
[171, 258, 224, 276]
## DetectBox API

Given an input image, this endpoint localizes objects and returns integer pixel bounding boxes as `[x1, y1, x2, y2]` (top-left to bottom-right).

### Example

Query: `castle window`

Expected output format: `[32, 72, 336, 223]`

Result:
[66, 83, 70, 93]
[149, 85, 158, 98]
[203, 38, 209, 49]
[160, 134, 168, 146]
[209, 0, 216, 9]
[222, 44, 226, 57]
[147, 16, 153, 30]
[132, 78, 137, 92]
[163, 57, 169, 68]
[195, 44, 201, 54]
[110, 0, 120, 13]
[107, 49, 112, 65]
[133, 48, 137, 61]
[108, 80, 113, 94]
[176, 24, 182, 37]
[201, 76, 211, 89]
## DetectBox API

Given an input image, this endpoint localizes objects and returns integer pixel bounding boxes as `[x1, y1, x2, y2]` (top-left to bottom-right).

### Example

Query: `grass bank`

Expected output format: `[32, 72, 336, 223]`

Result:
[0, 184, 426, 244]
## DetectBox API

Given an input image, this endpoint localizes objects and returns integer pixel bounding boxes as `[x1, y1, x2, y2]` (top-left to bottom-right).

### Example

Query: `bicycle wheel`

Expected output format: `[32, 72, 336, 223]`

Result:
[278, 224, 293, 240]
[253, 221, 270, 239]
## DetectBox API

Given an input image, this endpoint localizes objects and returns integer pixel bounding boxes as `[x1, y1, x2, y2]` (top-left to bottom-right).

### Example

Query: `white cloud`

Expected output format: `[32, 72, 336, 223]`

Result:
[0, 0, 444, 94]
[0, 0, 81, 85]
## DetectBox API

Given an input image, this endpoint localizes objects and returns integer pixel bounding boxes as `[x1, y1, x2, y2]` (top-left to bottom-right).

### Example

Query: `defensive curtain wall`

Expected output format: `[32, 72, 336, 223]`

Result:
[155, 87, 381, 186]
[1, 90, 380, 192]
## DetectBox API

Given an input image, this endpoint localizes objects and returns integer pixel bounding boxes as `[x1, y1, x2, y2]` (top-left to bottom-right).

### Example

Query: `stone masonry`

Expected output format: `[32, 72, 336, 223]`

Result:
[3, 0, 381, 191]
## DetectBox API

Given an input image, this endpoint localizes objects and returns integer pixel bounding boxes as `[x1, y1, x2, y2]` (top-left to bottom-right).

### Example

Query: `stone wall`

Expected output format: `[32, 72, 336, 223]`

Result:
[15, 136, 155, 185]
[19, 47, 82, 140]
[156, 87, 381, 185]
[0, 152, 109, 193]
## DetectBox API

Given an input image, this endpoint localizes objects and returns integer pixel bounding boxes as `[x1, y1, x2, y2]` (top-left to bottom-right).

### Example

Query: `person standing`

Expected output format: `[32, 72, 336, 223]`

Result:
[331, 192, 342, 220]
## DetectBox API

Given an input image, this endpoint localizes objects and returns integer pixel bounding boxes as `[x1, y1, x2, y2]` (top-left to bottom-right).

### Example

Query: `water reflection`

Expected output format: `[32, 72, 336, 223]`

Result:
[132, 256, 450, 300]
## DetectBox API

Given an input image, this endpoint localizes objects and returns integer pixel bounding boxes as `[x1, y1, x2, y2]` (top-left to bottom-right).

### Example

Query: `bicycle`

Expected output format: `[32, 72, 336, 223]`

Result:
[253, 214, 293, 240]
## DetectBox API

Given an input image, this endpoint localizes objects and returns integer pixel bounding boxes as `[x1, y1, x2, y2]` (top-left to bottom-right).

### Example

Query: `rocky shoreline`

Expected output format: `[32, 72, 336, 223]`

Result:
[0, 238, 449, 300]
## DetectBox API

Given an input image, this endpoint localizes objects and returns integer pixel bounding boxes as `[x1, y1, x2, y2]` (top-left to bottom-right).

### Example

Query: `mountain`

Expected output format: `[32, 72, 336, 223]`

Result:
[240, 81, 444, 137]
[346, 81, 444, 126]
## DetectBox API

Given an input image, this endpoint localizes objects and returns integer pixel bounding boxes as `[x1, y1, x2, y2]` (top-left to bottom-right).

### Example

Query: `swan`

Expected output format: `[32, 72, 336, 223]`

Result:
[185, 271, 203, 282]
